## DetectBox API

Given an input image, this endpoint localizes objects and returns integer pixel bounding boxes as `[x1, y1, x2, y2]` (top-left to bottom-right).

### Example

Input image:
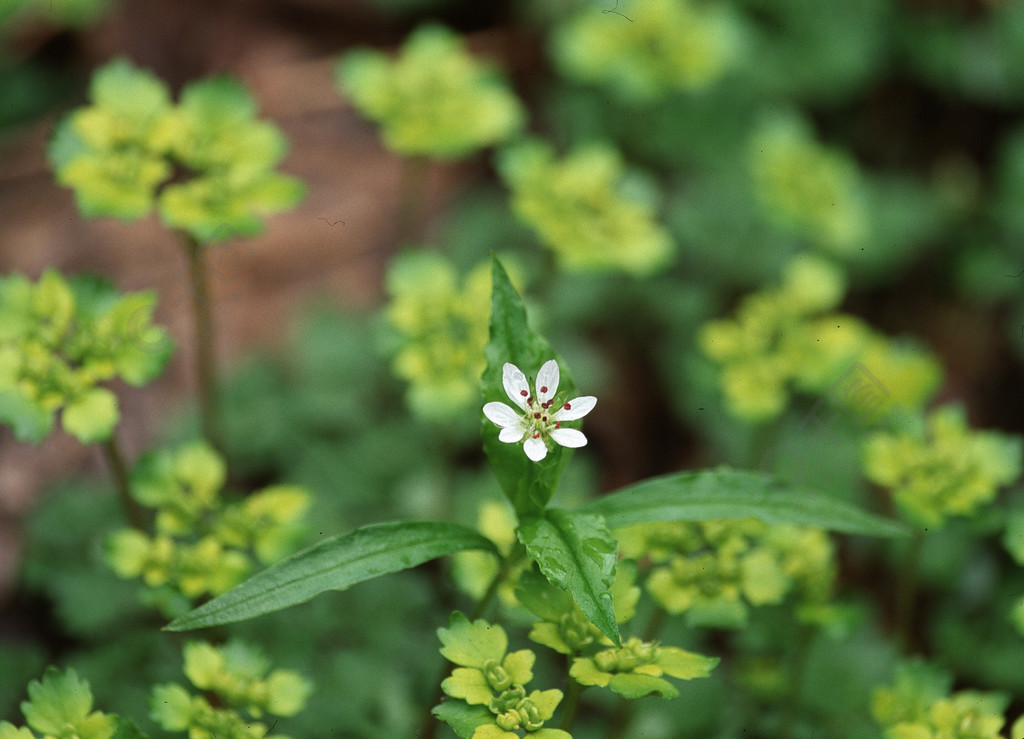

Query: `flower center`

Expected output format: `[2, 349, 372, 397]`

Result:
[521, 393, 566, 440]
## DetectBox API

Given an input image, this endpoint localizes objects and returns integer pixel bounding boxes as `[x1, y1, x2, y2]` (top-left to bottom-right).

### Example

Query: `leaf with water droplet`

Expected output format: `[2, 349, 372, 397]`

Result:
[518, 508, 620, 646]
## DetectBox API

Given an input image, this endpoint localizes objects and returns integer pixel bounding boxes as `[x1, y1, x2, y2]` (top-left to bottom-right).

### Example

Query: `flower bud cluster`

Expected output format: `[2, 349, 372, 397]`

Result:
[700, 253, 941, 421]
[0, 269, 171, 443]
[617, 518, 836, 628]
[150, 641, 312, 739]
[434, 612, 570, 738]
[48, 58, 304, 242]
[385, 253, 494, 421]
[552, 0, 740, 101]
[863, 405, 1022, 529]
[336, 24, 524, 159]
[105, 440, 310, 608]
[498, 140, 674, 276]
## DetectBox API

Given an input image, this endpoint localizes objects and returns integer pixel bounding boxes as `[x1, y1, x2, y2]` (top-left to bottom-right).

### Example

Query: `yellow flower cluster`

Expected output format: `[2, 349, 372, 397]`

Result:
[699, 253, 942, 422]
[863, 405, 1022, 529]
[385, 252, 496, 421]
[553, 0, 739, 101]
[617, 518, 835, 628]
[750, 114, 867, 255]
[500, 140, 674, 276]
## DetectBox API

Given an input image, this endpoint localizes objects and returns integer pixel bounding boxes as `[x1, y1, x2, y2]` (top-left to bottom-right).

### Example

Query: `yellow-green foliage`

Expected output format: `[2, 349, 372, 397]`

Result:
[434, 612, 570, 739]
[385, 252, 497, 421]
[863, 405, 1022, 529]
[150, 641, 311, 738]
[552, 0, 739, 101]
[616, 518, 836, 628]
[499, 139, 674, 276]
[337, 24, 524, 158]
[0, 269, 171, 443]
[872, 662, 1013, 739]
[0, 668, 116, 739]
[750, 113, 867, 255]
[105, 440, 310, 604]
[699, 253, 942, 422]
[48, 58, 305, 243]
[569, 637, 718, 700]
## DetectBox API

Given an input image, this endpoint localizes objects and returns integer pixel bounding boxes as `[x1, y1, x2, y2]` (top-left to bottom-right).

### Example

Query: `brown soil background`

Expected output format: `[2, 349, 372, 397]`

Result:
[0, 0, 510, 599]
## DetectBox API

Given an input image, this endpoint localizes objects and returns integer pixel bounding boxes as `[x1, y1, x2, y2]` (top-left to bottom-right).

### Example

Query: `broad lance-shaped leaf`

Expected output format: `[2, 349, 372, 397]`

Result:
[482, 256, 576, 516]
[518, 508, 621, 646]
[577, 467, 907, 537]
[166, 521, 498, 630]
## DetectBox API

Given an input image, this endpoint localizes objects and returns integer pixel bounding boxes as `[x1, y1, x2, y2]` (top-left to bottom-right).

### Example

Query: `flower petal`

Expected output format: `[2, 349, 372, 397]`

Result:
[499, 427, 526, 443]
[484, 402, 523, 429]
[523, 436, 548, 461]
[536, 360, 559, 404]
[552, 396, 596, 422]
[550, 428, 587, 448]
[502, 363, 530, 409]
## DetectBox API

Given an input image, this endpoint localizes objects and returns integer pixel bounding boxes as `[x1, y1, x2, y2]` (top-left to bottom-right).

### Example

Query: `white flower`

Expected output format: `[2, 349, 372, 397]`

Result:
[483, 359, 597, 462]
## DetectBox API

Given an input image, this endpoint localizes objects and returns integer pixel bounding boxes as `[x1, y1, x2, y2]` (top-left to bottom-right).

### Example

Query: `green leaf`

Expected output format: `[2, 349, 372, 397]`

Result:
[483, 256, 575, 515]
[62, 387, 119, 443]
[577, 467, 907, 537]
[90, 58, 172, 120]
[166, 521, 498, 630]
[178, 75, 256, 127]
[518, 508, 620, 646]
[21, 667, 115, 739]
[110, 717, 149, 739]
[432, 700, 494, 739]
[0, 389, 54, 443]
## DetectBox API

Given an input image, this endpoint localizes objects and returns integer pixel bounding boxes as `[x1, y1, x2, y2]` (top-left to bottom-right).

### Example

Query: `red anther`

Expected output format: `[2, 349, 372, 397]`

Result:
[540, 386, 548, 394]
[542, 400, 551, 409]
[520, 390, 528, 397]
[563, 402, 571, 410]
[555, 421, 561, 428]
[532, 432, 540, 439]
[534, 412, 541, 419]
[542, 416, 548, 423]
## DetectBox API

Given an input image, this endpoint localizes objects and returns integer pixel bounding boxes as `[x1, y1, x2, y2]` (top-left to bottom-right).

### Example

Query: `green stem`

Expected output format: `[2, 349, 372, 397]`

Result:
[604, 698, 635, 739]
[100, 435, 146, 531]
[558, 674, 584, 732]
[183, 235, 223, 454]
[778, 622, 815, 737]
[642, 605, 668, 642]
[395, 155, 431, 245]
[895, 529, 925, 652]
[470, 543, 525, 622]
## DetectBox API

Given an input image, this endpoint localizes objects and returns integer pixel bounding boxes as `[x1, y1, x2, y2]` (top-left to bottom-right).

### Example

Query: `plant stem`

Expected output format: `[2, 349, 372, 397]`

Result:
[470, 543, 525, 622]
[604, 698, 635, 739]
[895, 529, 925, 652]
[395, 155, 431, 244]
[778, 622, 814, 737]
[642, 605, 667, 642]
[558, 673, 584, 732]
[100, 435, 146, 531]
[183, 234, 224, 454]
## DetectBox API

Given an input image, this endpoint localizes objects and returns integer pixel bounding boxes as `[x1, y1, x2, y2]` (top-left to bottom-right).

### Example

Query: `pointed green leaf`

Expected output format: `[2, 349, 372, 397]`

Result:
[166, 521, 498, 630]
[577, 467, 907, 537]
[483, 256, 576, 515]
[518, 508, 620, 646]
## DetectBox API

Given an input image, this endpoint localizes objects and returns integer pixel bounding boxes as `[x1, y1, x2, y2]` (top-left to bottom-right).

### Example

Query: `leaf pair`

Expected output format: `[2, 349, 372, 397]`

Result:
[167, 257, 904, 646]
